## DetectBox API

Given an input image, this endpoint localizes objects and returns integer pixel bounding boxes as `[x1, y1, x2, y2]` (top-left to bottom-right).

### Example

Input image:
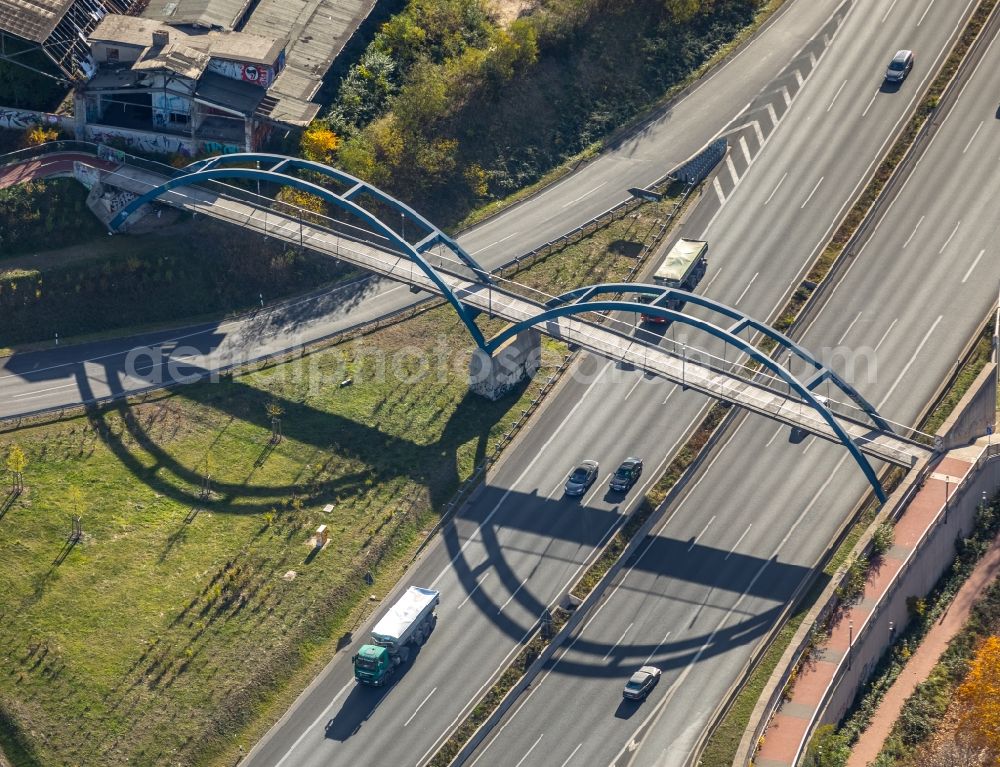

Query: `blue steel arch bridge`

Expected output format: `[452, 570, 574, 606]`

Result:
[102, 151, 934, 502]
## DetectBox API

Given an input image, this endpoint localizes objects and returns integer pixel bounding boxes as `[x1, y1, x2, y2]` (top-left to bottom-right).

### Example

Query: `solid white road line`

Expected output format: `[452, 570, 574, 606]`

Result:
[688, 516, 716, 552]
[961, 250, 985, 284]
[765, 425, 783, 448]
[403, 687, 437, 727]
[603, 622, 635, 661]
[877, 316, 942, 409]
[611, 453, 852, 767]
[724, 525, 753, 561]
[469, 231, 520, 255]
[624, 375, 644, 401]
[902, 215, 924, 248]
[271, 679, 356, 767]
[726, 154, 740, 185]
[562, 182, 607, 208]
[713, 176, 726, 205]
[962, 121, 984, 154]
[734, 272, 759, 306]
[800, 176, 824, 209]
[874, 318, 898, 353]
[739, 135, 753, 166]
[917, 0, 936, 26]
[559, 743, 584, 767]
[938, 221, 960, 253]
[515, 734, 544, 767]
[861, 89, 879, 118]
[827, 80, 847, 112]
[429, 362, 613, 589]
[837, 311, 863, 345]
[766, 102, 779, 130]
[457, 573, 490, 610]
[643, 631, 673, 666]
[702, 265, 724, 293]
[582, 473, 612, 505]
[498, 577, 529, 614]
[763, 172, 787, 205]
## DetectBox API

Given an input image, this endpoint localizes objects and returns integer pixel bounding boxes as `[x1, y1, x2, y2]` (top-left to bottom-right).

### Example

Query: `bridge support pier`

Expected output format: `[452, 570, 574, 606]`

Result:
[469, 329, 541, 401]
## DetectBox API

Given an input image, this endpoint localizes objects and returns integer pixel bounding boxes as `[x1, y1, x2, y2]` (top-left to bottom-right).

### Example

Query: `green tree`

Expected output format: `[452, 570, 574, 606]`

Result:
[6, 443, 26, 493]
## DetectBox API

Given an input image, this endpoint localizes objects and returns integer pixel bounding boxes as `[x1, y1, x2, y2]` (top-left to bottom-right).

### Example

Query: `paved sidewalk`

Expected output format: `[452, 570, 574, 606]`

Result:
[752, 446, 985, 767]
[0, 153, 116, 190]
[845, 534, 1000, 767]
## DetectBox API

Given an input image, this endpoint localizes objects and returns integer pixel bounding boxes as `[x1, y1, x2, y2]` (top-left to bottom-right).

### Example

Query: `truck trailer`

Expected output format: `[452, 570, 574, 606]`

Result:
[639, 237, 708, 322]
[353, 586, 440, 686]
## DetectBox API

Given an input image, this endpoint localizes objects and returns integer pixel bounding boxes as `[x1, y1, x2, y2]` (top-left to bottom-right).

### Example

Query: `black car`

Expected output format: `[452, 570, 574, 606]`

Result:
[565, 460, 599, 496]
[609, 457, 643, 493]
[885, 50, 913, 83]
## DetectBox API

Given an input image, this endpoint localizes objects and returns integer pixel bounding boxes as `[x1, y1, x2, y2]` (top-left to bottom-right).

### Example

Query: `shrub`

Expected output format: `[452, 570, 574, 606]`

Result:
[871, 521, 895, 556]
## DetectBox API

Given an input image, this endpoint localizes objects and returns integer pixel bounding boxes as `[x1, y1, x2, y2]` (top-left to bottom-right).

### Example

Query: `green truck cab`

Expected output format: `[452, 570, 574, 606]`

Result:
[352, 586, 440, 687]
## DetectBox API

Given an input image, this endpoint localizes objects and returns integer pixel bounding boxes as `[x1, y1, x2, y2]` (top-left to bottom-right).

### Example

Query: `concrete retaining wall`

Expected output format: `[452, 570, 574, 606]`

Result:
[941, 361, 998, 449]
[820, 446, 1000, 727]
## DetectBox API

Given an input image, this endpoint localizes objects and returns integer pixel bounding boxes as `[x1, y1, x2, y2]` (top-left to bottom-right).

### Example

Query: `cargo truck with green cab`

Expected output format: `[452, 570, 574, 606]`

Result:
[352, 586, 440, 686]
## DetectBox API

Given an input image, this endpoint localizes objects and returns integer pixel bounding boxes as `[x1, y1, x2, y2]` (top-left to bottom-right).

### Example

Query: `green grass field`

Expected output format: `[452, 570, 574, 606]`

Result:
[0, 196, 675, 766]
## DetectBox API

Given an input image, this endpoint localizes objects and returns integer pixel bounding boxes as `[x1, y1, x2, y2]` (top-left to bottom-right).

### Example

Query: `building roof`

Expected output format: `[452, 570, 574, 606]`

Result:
[133, 41, 210, 78]
[90, 14, 283, 66]
[90, 15, 170, 48]
[194, 70, 264, 115]
[0, 0, 74, 43]
[202, 29, 282, 66]
[142, 0, 252, 30]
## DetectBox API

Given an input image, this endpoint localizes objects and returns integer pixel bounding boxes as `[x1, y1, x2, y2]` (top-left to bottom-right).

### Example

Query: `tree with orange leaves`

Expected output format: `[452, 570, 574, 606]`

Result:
[956, 634, 1000, 755]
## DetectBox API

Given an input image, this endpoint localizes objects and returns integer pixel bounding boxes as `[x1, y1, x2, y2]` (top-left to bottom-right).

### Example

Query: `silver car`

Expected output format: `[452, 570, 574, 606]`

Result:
[622, 666, 662, 700]
[564, 460, 599, 496]
[885, 50, 913, 83]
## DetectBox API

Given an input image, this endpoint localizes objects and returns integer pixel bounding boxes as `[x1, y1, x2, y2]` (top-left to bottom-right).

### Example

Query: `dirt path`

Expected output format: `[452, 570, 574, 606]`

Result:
[846, 535, 1000, 767]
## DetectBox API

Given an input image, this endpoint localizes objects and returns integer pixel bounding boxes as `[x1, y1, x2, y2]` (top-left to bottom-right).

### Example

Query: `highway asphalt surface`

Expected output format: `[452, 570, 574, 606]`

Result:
[469, 6, 1000, 767]
[243, 1, 987, 766]
[1, 0, 836, 420]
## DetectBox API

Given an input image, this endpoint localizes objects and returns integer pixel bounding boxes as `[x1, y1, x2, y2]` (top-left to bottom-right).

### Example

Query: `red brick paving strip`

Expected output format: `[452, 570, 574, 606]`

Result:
[845, 534, 1000, 767]
[753, 450, 978, 767]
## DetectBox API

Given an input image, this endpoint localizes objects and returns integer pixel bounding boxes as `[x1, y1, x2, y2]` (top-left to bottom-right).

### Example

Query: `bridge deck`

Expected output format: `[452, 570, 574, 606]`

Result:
[98, 162, 931, 468]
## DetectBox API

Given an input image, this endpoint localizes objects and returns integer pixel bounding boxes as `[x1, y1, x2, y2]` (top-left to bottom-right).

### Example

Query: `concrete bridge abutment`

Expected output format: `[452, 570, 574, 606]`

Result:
[469, 329, 542, 401]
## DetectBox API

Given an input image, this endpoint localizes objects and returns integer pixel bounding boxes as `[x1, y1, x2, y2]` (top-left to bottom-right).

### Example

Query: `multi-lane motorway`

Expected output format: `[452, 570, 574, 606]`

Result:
[469, 12, 1000, 765]
[1, 0, 838, 419]
[242, 1, 993, 766]
[2, 1, 996, 766]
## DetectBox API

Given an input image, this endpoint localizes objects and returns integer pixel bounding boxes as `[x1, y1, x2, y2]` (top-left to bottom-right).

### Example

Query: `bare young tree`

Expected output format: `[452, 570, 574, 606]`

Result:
[266, 401, 284, 445]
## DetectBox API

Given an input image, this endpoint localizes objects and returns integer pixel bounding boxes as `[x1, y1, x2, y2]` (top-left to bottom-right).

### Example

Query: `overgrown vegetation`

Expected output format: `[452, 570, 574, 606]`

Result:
[0, 52, 68, 112]
[798, 493, 1000, 767]
[1, 217, 356, 347]
[0, 193, 653, 767]
[0, 180, 103, 257]
[309, 0, 764, 224]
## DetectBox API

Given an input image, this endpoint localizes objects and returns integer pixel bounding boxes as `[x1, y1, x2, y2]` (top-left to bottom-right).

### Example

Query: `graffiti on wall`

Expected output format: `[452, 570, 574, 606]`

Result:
[207, 58, 274, 88]
[88, 126, 195, 157]
[202, 141, 241, 155]
[73, 161, 101, 190]
[0, 107, 66, 131]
